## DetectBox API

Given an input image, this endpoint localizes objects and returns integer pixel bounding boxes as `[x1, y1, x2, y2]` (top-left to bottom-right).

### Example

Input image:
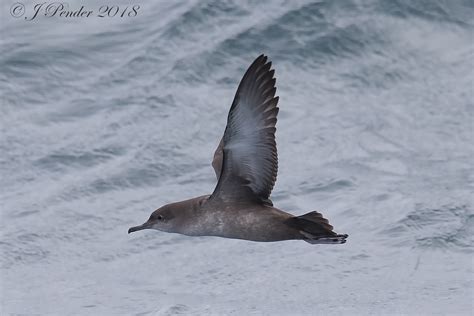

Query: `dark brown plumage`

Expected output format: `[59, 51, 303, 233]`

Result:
[212, 55, 279, 205]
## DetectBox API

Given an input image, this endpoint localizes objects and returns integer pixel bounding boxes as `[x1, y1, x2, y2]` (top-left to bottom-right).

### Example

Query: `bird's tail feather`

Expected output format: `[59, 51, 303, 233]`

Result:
[287, 211, 348, 245]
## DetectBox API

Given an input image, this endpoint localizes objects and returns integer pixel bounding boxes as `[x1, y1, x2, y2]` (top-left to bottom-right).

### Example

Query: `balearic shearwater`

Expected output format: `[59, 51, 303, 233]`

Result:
[128, 55, 348, 244]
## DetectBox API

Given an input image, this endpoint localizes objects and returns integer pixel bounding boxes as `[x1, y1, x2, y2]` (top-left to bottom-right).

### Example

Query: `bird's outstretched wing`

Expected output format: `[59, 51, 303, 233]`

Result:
[211, 55, 279, 205]
[211, 137, 224, 180]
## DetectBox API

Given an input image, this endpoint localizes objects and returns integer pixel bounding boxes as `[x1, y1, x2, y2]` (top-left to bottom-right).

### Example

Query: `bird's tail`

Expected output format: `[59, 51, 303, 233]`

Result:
[287, 211, 348, 244]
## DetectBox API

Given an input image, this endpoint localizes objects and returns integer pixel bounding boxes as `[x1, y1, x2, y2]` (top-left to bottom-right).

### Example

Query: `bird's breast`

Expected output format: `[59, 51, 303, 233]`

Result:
[181, 205, 296, 241]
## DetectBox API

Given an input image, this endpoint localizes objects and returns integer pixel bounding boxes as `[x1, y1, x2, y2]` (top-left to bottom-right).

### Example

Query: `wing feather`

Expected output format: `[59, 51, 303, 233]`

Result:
[211, 55, 279, 204]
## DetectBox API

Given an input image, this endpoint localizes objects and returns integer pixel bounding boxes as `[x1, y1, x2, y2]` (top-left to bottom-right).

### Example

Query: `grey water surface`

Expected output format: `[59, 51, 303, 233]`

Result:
[1, 0, 473, 315]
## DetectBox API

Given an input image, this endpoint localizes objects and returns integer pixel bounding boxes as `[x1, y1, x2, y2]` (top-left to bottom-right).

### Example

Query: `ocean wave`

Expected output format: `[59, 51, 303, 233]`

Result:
[382, 204, 473, 252]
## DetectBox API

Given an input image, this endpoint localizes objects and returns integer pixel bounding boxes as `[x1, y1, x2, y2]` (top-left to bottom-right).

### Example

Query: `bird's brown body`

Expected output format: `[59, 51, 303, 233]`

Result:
[173, 195, 299, 241]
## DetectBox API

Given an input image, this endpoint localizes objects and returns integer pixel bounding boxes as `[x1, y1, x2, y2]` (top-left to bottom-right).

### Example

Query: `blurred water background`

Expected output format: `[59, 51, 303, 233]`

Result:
[1, 0, 473, 315]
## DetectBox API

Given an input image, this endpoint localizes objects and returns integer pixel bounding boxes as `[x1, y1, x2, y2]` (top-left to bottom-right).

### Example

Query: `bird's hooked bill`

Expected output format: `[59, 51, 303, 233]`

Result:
[128, 223, 148, 234]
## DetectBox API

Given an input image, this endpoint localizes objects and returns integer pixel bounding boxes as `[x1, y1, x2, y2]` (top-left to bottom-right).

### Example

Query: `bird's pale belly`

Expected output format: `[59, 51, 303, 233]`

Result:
[183, 207, 301, 242]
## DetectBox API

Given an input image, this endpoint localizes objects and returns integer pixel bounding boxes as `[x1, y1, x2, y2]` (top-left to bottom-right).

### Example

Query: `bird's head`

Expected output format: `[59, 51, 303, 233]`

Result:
[128, 205, 177, 234]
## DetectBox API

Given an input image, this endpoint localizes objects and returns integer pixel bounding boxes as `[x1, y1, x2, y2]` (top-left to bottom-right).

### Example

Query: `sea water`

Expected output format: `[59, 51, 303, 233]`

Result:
[1, 0, 472, 314]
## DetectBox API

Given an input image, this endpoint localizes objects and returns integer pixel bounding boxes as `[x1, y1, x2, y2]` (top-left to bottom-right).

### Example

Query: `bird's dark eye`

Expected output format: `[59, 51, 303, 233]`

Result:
[157, 215, 164, 221]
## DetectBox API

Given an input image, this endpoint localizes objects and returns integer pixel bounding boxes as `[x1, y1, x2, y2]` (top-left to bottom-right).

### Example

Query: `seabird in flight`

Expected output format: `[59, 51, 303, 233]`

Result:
[128, 55, 348, 244]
